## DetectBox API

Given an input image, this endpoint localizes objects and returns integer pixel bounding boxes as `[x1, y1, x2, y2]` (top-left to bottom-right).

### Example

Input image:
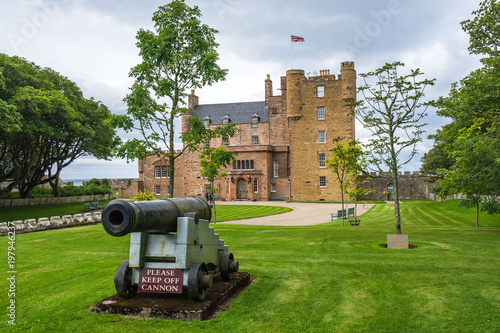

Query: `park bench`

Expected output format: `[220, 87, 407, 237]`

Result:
[347, 207, 355, 217]
[331, 209, 346, 220]
[83, 203, 92, 211]
[269, 194, 284, 201]
[92, 202, 103, 210]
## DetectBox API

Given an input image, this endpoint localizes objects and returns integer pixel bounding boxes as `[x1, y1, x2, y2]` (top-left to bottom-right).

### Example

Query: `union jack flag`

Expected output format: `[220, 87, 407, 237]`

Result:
[291, 35, 305, 42]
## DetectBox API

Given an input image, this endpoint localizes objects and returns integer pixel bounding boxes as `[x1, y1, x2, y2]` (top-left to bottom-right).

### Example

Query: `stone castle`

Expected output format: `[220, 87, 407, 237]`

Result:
[119, 62, 433, 201]
[121, 62, 357, 201]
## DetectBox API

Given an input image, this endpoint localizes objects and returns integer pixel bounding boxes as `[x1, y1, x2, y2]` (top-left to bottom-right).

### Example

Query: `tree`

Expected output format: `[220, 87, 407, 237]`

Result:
[327, 137, 366, 226]
[349, 62, 435, 234]
[0, 54, 119, 198]
[187, 116, 238, 222]
[113, 0, 228, 198]
[434, 57, 500, 225]
[461, 0, 500, 57]
[198, 146, 237, 223]
[420, 131, 455, 183]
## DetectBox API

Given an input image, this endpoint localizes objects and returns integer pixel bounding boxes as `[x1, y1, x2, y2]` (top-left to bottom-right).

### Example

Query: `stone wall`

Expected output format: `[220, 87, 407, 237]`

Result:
[0, 212, 102, 236]
[358, 172, 434, 201]
[0, 193, 116, 208]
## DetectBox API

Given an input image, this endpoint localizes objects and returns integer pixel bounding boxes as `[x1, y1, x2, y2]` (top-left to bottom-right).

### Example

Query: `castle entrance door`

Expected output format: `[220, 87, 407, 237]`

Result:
[237, 179, 247, 199]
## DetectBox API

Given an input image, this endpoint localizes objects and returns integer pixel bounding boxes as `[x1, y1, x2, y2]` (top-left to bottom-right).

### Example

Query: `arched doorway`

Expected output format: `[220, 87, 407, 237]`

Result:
[237, 178, 247, 199]
[387, 183, 394, 201]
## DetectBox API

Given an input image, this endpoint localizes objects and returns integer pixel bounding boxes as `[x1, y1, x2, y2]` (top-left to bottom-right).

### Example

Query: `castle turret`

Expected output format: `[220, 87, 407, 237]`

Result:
[341, 61, 356, 103]
[286, 69, 305, 120]
[182, 89, 198, 136]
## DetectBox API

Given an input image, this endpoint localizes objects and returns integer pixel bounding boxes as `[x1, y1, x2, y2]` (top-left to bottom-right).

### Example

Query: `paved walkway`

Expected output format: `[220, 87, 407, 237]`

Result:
[214, 201, 375, 226]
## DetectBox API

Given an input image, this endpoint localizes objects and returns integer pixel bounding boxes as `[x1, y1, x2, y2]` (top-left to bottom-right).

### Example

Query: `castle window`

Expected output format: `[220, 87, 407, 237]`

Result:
[317, 107, 325, 120]
[222, 116, 230, 126]
[155, 185, 161, 196]
[252, 136, 259, 145]
[237, 160, 241, 169]
[317, 85, 325, 98]
[251, 114, 259, 127]
[223, 139, 229, 146]
[205, 138, 210, 148]
[202, 117, 210, 129]
[271, 183, 276, 192]
[318, 131, 326, 143]
[250, 160, 254, 170]
[246, 160, 250, 169]
[253, 178, 258, 193]
[155, 166, 167, 178]
[319, 153, 326, 168]
[242, 161, 246, 170]
[273, 161, 279, 178]
[233, 161, 236, 169]
[319, 176, 326, 188]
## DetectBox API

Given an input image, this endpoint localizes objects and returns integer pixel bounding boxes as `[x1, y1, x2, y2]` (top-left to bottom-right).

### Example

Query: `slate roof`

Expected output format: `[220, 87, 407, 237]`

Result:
[193, 101, 268, 125]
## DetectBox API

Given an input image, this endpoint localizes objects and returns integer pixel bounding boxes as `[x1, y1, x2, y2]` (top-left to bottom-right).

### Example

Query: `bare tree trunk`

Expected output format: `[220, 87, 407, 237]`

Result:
[393, 171, 402, 235]
[341, 190, 345, 226]
[476, 203, 479, 227]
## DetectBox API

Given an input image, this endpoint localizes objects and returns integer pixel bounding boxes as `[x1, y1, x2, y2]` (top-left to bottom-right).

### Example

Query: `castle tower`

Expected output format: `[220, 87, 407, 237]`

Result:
[340, 61, 356, 140]
[287, 62, 356, 201]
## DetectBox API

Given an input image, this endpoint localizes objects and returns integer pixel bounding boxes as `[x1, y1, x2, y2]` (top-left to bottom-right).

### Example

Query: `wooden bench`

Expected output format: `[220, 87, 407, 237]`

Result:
[331, 209, 346, 221]
[83, 203, 92, 211]
[347, 207, 355, 217]
[269, 194, 284, 201]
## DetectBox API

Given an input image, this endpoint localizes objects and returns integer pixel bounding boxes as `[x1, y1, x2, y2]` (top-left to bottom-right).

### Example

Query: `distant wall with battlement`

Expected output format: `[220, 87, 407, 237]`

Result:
[358, 172, 434, 201]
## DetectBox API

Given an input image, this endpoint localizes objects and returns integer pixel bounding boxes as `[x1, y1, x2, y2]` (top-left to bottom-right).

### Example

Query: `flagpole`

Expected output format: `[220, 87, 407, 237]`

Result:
[291, 36, 294, 69]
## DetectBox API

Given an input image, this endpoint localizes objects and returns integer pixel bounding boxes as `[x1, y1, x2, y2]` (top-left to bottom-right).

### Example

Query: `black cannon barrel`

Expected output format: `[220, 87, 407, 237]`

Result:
[101, 197, 211, 237]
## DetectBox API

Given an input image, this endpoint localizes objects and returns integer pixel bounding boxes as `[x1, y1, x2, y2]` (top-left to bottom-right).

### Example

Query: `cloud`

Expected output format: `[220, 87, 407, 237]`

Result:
[0, 0, 484, 177]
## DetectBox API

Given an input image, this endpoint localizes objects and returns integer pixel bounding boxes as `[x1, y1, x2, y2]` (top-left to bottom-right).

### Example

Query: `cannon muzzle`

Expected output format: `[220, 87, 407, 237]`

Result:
[101, 197, 211, 237]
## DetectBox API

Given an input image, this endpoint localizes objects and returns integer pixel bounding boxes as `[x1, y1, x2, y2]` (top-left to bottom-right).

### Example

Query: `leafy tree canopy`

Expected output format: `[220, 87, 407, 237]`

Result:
[0, 54, 119, 198]
[113, 0, 228, 197]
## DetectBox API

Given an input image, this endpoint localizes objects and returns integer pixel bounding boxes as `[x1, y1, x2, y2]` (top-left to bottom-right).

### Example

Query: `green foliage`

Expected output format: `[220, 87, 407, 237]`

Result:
[113, 0, 228, 198]
[419, 131, 455, 183]
[348, 61, 435, 234]
[327, 137, 371, 225]
[434, 55, 500, 221]
[130, 189, 156, 201]
[0, 54, 119, 199]
[461, 0, 500, 57]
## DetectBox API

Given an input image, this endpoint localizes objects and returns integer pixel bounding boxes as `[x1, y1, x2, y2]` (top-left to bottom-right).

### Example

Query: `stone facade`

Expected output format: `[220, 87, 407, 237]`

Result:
[122, 63, 357, 201]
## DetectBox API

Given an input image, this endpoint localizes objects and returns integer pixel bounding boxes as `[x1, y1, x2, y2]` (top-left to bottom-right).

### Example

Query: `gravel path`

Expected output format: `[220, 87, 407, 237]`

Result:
[214, 201, 375, 226]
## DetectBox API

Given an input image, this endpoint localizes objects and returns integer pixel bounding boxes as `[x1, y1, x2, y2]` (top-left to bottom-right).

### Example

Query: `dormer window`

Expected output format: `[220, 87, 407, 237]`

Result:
[251, 114, 259, 128]
[202, 117, 210, 129]
[222, 115, 230, 126]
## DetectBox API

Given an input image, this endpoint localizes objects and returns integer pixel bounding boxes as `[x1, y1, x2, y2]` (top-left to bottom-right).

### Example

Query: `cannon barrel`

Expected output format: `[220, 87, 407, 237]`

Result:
[101, 197, 211, 237]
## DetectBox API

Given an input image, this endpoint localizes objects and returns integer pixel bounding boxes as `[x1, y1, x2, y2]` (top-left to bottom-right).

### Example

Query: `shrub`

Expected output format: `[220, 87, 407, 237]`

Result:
[130, 189, 156, 201]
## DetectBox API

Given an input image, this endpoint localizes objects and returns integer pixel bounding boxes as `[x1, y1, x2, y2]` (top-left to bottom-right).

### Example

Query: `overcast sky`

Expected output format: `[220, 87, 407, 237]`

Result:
[0, 0, 483, 181]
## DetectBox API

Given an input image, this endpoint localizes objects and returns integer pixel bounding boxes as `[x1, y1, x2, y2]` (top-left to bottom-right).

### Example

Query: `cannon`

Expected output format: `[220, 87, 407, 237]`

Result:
[101, 197, 239, 301]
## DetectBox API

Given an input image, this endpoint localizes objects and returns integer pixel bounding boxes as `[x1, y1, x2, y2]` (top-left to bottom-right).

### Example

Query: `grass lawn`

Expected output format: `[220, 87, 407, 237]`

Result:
[1, 200, 499, 332]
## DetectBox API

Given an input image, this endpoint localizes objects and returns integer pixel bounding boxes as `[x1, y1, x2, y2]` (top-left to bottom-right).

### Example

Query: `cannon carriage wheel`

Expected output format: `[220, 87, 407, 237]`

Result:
[219, 252, 239, 280]
[187, 262, 213, 301]
[114, 260, 138, 298]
